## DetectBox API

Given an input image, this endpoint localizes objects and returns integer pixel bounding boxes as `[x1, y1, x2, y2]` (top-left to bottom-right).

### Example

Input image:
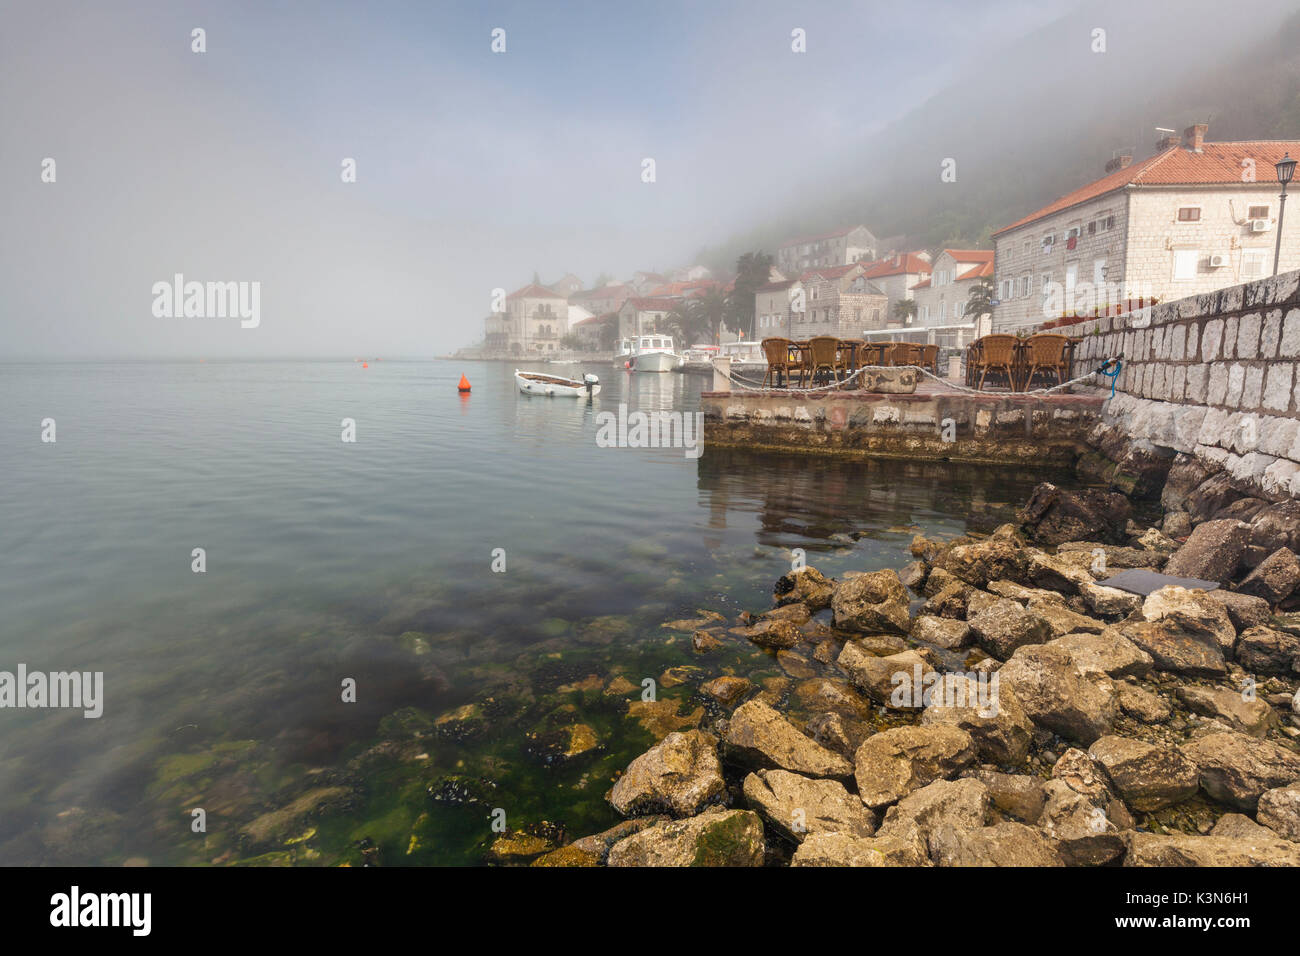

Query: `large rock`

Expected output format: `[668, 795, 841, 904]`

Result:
[1209, 812, 1278, 840]
[773, 566, 835, 611]
[1175, 685, 1276, 738]
[1086, 735, 1199, 811]
[968, 599, 1053, 659]
[933, 537, 1031, 589]
[997, 643, 1118, 745]
[1184, 472, 1242, 525]
[790, 832, 927, 867]
[929, 821, 1064, 866]
[1236, 625, 1300, 675]
[1139, 586, 1237, 656]
[1119, 619, 1227, 677]
[1238, 548, 1300, 604]
[831, 569, 910, 634]
[1162, 454, 1215, 513]
[1080, 581, 1143, 618]
[920, 674, 1034, 765]
[729, 619, 802, 649]
[742, 769, 876, 843]
[1038, 778, 1127, 866]
[606, 807, 765, 866]
[1256, 782, 1300, 841]
[836, 644, 934, 709]
[1162, 518, 1250, 583]
[911, 614, 972, 649]
[1017, 482, 1131, 546]
[1205, 589, 1273, 631]
[853, 725, 978, 808]
[1051, 630, 1153, 678]
[1180, 732, 1300, 811]
[874, 777, 990, 852]
[1124, 831, 1300, 866]
[723, 699, 853, 779]
[533, 816, 669, 866]
[1025, 550, 1098, 594]
[1248, 501, 1300, 556]
[608, 730, 726, 818]
[964, 768, 1046, 822]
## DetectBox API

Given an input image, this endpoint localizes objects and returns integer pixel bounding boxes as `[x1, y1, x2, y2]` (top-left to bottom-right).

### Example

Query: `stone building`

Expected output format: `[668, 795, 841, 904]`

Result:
[617, 296, 678, 340]
[859, 251, 933, 323]
[909, 249, 993, 345]
[492, 282, 570, 353]
[790, 262, 888, 339]
[547, 273, 585, 298]
[570, 284, 631, 317]
[753, 278, 802, 338]
[776, 225, 879, 276]
[992, 125, 1300, 333]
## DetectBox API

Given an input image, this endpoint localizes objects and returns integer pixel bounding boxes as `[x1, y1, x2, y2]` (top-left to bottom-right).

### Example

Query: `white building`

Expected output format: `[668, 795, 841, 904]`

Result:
[909, 249, 993, 346]
[776, 225, 879, 275]
[992, 125, 1300, 333]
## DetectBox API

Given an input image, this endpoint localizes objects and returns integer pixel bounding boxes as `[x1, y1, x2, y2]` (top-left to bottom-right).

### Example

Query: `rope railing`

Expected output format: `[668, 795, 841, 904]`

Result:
[719, 357, 1123, 397]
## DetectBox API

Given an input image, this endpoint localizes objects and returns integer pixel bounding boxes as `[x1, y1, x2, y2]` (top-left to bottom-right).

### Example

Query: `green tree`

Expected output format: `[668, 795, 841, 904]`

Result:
[689, 288, 729, 344]
[725, 251, 774, 339]
[966, 278, 995, 322]
[891, 298, 918, 326]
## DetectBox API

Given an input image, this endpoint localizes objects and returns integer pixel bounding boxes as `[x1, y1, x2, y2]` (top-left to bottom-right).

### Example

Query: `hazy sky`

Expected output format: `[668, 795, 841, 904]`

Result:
[0, 0, 1201, 358]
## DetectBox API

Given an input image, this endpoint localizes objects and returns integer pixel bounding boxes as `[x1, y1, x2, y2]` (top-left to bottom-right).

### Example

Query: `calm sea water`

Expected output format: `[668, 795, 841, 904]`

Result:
[0, 360, 1076, 865]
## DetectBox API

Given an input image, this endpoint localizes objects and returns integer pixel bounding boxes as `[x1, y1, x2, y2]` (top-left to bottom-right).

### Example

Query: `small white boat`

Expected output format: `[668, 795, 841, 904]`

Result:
[614, 334, 683, 372]
[515, 369, 600, 397]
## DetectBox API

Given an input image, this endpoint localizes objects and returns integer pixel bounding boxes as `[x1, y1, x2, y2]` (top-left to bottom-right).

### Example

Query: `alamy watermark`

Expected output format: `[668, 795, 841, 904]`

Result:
[151, 273, 260, 328]
[595, 403, 703, 459]
[0, 665, 103, 718]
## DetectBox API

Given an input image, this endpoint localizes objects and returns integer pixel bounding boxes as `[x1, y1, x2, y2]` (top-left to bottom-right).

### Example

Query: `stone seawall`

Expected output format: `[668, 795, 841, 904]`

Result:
[1068, 269, 1300, 502]
[701, 389, 1104, 467]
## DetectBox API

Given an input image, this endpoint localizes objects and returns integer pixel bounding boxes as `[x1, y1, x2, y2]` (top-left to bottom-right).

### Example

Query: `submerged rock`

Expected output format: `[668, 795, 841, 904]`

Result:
[773, 567, 835, 612]
[608, 730, 726, 818]
[606, 807, 764, 867]
[701, 676, 752, 706]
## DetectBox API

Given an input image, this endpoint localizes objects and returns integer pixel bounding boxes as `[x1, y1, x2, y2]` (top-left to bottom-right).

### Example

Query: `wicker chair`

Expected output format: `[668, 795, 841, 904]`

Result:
[972, 334, 1019, 391]
[806, 336, 842, 386]
[1022, 334, 1070, 390]
[761, 337, 800, 387]
[837, 339, 866, 375]
[887, 342, 924, 368]
[921, 344, 940, 375]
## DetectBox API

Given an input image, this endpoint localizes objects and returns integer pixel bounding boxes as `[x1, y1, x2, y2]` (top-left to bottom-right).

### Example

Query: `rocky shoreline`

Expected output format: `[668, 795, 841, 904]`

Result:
[523, 471, 1300, 867]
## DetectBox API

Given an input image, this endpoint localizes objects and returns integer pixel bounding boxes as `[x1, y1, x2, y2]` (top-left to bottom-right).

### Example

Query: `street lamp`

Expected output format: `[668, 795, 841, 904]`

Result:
[1275, 152, 1297, 276]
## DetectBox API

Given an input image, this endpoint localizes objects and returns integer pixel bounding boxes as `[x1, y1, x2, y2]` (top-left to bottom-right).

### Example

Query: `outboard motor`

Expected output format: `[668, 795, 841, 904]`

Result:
[583, 373, 599, 395]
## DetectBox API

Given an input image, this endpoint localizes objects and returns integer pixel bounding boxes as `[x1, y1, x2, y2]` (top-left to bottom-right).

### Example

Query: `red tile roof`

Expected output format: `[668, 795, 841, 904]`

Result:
[507, 283, 566, 301]
[943, 249, 994, 264]
[626, 296, 679, 310]
[957, 261, 994, 280]
[994, 140, 1300, 236]
[646, 279, 719, 297]
[859, 253, 932, 279]
[799, 262, 864, 281]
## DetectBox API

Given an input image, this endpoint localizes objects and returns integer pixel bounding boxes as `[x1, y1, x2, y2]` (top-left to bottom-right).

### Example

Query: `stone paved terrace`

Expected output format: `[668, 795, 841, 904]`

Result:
[701, 379, 1106, 467]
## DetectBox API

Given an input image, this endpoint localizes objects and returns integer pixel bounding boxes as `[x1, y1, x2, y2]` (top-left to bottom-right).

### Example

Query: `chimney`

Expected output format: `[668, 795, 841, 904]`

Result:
[1183, 123, 1208, 152]
[1156, 134, 1181, 152]
[1105, 154, 1133, 173]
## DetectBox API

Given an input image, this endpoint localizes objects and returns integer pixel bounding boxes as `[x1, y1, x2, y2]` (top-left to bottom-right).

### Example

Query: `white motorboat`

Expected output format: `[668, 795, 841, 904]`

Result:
[614, 334, 683, 372]
[515, 369, 601, 397]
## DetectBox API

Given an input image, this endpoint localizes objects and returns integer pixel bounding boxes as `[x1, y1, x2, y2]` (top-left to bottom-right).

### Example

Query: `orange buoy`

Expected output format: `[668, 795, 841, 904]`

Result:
[362, 362, 368, 368]
[457, 374, 471, 392]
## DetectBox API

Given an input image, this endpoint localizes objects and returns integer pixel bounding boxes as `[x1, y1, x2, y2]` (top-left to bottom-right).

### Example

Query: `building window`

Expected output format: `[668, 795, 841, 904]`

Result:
[1248, 205, 1270, 220]
[1242, 249, 1268, 279]
[1172, 249, 1199, 279]
[1177, 207, 1201, 222]
[1020, 274, 1032, 297]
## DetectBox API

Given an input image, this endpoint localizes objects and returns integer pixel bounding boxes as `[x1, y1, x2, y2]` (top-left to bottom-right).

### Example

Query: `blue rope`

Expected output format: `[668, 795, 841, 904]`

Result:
[1100, 358, 1122, 398]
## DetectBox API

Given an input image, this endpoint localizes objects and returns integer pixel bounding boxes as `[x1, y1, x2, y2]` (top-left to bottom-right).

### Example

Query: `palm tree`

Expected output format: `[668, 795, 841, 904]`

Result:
[892, 298, 918, 327]
[689, 288, 729, 344]
[966, 278, 995, 324]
